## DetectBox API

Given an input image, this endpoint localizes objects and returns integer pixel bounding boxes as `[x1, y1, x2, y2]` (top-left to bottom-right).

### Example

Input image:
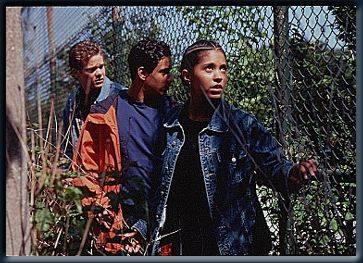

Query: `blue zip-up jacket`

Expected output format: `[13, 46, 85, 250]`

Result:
[150, 99, 293, 255]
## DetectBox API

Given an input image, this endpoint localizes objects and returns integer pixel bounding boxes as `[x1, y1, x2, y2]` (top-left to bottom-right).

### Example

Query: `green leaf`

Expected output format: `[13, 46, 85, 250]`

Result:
[345, 212, 354, 221]
[329, 219, 338, 231]
[35, 207, 54, 232]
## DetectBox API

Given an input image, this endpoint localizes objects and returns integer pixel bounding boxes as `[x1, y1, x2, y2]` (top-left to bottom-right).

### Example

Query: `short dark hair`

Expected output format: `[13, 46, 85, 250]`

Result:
[180, 40, 226, 86]
[127, 38, 171, 80]
[69, 40, 104, 71]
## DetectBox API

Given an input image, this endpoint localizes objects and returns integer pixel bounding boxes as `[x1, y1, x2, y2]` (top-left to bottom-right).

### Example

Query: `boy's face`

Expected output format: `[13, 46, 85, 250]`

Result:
[143, 56, 173, 98]
[73, 54, 106, 93]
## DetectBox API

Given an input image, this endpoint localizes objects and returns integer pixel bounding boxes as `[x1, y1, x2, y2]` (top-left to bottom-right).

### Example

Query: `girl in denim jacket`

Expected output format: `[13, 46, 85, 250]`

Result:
[150, 40, 317, 256]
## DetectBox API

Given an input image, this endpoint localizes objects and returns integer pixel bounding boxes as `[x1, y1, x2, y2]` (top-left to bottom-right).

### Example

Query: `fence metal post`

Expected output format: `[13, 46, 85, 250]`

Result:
[46, 7, 56, 97]
[112, 6, 128, 85]
[273, 6, 295, 255]
[46, 7, 56, 144]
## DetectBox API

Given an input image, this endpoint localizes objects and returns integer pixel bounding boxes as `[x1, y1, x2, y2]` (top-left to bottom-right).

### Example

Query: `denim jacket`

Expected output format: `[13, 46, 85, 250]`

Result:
[150, 99, 293, 255]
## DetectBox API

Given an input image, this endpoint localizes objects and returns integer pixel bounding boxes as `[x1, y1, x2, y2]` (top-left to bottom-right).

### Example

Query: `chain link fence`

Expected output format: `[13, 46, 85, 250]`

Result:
[22, 6, 356, 255]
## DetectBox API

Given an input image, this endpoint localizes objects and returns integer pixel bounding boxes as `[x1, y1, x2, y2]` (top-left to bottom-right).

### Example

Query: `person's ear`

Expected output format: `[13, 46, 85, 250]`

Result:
[181, 69, 191, 85]
[70, 69, 80, 79]
[137, 66, 149, 81]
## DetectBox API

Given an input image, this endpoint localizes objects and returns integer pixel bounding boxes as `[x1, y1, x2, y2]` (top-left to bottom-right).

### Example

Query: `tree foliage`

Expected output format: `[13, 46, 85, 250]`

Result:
[175, 6, 274, 125]
[328, 6, 356, 51]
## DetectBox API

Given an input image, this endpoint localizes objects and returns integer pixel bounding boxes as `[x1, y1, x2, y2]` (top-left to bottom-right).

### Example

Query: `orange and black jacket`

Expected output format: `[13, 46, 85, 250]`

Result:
[71, 90, 125, 254]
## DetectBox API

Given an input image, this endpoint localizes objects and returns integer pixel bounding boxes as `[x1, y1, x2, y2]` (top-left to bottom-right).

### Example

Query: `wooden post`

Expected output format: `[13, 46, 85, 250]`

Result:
[6, 6, 31, 256]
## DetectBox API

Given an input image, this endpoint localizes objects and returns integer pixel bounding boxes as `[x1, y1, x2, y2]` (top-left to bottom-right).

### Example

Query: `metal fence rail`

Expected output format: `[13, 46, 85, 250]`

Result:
[22, 6, 356, 255]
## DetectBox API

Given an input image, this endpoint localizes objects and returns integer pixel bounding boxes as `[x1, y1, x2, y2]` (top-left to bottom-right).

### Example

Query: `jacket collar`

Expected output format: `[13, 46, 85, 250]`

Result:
[96, 76, 112, 102]
[164, 104, 184, 128]
[208, 99, 231, 133]
[89, 84, 122, 114]
[164, 99, 231, 133]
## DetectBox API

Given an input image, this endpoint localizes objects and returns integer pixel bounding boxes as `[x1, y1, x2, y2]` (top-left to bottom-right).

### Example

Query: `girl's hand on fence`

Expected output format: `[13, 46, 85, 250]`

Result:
[288, 159, 317, 192]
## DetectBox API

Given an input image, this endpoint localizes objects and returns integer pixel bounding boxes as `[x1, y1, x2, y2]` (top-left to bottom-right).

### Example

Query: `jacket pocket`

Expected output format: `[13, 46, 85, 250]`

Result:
[228, 149, 249, 186]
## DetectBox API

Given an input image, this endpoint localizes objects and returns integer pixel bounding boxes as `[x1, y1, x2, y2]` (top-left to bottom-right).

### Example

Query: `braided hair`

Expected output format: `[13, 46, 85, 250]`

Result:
[180, 40, 226, 87]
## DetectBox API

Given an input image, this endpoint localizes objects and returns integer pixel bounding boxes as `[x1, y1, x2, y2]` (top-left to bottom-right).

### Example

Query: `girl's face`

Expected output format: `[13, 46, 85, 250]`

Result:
[183, 49, 228, 102]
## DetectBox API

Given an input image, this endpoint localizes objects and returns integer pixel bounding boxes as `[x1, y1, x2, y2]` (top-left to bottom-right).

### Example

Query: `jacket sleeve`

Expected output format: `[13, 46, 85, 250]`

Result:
[71, 108, 123, 210]
[70, 109, 126, 254]
[248, 118, 293, 196]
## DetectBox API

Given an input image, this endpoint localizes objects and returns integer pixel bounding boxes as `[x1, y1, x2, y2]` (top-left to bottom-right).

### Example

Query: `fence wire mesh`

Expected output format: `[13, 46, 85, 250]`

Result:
[21, 6, 356, 255]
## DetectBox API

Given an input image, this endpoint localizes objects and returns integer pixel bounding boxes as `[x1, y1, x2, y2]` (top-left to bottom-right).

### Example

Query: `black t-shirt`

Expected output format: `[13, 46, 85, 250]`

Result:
[163, 109, 219, 255]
